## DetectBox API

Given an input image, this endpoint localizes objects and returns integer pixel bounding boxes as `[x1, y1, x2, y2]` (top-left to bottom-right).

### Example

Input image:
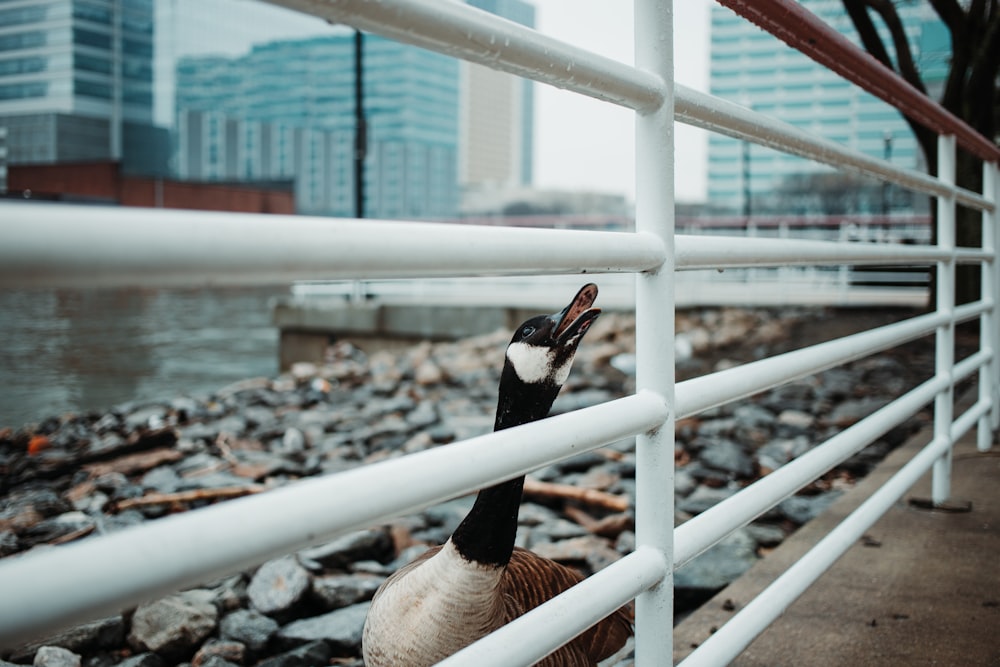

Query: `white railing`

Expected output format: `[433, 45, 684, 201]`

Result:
[0, 1, 998, 666]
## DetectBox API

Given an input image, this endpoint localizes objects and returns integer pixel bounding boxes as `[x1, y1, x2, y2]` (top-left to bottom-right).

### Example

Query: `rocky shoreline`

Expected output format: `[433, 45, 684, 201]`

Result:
[0, 307, 947, 666]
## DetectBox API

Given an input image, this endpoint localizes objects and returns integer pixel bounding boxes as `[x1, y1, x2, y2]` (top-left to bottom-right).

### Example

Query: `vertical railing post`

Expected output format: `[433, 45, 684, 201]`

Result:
[992, 163, 1000, 435]
[634, 0, 674, 664]
[933, 134, 956, 505]
[979, 159, 998, 451]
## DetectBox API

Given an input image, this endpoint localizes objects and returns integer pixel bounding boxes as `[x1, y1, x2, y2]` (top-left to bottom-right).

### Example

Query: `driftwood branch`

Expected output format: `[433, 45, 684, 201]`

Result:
[523, 477, 630, 512]
[111, 485, 266, 512]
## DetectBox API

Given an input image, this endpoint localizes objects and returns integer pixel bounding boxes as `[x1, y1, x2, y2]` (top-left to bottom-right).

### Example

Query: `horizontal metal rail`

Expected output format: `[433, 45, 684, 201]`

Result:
[674, 86, 993, 211]
[0, 392, 668, 649]
[675, 234, 989, 271]
[0, 202, 665, 288]
[265, 0, 664, 114]
[6, 202, 983, 289]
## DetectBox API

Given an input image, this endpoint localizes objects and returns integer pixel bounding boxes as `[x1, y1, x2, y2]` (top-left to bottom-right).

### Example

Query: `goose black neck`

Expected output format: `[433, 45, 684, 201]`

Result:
[450, 365, 561, 567]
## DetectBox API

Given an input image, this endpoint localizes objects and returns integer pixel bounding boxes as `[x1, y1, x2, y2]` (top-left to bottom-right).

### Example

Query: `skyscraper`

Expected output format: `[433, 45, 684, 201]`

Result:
[461, 0, 535, 189]
[174, 32, 459, 219]
[0, 0, 167, 173]
[707, 0, 947, 214]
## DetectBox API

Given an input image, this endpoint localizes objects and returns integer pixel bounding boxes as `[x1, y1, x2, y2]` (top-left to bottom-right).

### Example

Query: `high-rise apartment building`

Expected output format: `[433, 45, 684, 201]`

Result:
[0, 0, 167, 173]
[175, 32, 459, 218]
[461, 0, 535, 189]
[707, 0, 949, 214]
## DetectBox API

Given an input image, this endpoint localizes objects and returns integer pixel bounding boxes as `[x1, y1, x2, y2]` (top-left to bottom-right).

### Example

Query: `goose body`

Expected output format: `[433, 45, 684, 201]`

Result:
[363, 284, 633, 666]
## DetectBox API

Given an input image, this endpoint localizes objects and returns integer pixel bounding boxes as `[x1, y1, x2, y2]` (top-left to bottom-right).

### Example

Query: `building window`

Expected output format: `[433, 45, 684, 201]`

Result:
[0, 56, 47, 76]
[74, 78, 111, 99]
[73, 27, 112, 50]
[0, 4, 49, 27]
[0, 31, 47, 52]
[0, 81, 48, 100]
[75, 52, 112, 74]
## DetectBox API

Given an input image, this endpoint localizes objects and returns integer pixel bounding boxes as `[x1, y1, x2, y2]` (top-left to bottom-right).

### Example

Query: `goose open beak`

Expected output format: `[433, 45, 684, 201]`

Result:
[552, 283, 601, 347]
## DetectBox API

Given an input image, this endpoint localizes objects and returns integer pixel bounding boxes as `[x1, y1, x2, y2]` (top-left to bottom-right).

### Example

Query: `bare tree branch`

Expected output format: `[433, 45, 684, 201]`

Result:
[865, 0, 926, 91]
[929, 0, 967, 34]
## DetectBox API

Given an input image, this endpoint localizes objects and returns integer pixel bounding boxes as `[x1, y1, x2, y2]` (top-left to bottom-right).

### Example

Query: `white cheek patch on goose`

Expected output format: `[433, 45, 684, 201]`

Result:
[506, 342, 574, 385]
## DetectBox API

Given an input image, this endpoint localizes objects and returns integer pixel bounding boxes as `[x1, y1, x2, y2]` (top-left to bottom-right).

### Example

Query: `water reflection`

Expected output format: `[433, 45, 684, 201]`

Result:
[0, 287, 287, 428]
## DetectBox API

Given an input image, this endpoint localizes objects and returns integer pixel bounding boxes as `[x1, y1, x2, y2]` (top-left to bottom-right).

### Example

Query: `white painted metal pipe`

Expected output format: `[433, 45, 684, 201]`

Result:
[0, 202, 665, 288]
[676, 310, 946, 419]
[676, 234, 947, 271]
[0, 392, 667, 648]
[438, 547, 667, 667]
[980, 160, 999, 451]
[633, 1, 676, 664]
[674, 86, 993, 211]
[262, 0, 664, 114]
[933, 134, 957, 505]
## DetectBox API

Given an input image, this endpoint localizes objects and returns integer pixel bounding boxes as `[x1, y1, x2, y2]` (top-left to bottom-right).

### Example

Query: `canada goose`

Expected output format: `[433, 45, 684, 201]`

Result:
[363, 283, 633, 666]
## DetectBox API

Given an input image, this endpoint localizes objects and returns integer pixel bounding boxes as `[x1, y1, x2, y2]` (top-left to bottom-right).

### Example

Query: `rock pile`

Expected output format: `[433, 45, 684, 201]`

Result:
[0, 307, 942, 666]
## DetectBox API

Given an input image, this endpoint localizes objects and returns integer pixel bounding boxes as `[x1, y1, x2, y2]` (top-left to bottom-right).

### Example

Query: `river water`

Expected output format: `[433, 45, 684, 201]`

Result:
[0, 287, 289, 429]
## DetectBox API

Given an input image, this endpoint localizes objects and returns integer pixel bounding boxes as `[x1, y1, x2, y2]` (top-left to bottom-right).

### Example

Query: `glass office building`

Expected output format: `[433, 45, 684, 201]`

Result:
[707, 0, 948, 214]
[175, 33, 459, 218]
[0, 0, 166, 172]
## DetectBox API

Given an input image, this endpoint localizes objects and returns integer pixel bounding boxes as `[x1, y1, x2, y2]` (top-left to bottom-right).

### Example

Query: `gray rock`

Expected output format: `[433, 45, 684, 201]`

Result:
[745, 522, 786, 548]
[33, 646, 81, 667]
[194, 658, 239, 667]
[829, 397, 891, 426]
[275, 602, 370, 652]
[529, 517, 589, 542]
[248, 556, 312, 615]
[124, 405, 168, 430]
[114, 653, 163, 667]
[733, 404, 775, 427]
[405, 400, 439, 428]
[674, 468, 697, 497]
[255, 640, 332, 667]
[141, 466, 182, 493]
[676, 484, 738, 515]
[191, 639, 246, 666]
[756, 436, 812, 471]
[128, 590, 218, 656]
[530, 535, 623, 573]
[674, 528, 759, 591]
[311, 573, 383, 611]
[777, 409, 815, 430]
[779, 491, 843, 525]
[698, 440, 755, 478]
[219, 609, 279, 652]
[694, 418, 736, 439]
[297, 529, 392, 570]
[275, 427, 306, 456]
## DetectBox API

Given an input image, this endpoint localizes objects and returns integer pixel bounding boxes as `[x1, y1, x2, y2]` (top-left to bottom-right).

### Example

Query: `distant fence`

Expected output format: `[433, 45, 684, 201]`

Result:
[0, 1, 997, 666]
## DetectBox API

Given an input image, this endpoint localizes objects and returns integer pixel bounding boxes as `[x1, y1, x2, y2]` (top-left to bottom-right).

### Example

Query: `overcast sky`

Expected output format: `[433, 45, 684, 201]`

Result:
[158, 0, 713, 203]
[533, 0, 712, 203]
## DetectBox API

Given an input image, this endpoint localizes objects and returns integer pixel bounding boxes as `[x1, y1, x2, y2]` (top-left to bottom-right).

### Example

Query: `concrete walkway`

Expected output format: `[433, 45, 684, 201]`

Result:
[673, 411, 1000, 666]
